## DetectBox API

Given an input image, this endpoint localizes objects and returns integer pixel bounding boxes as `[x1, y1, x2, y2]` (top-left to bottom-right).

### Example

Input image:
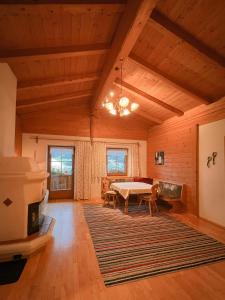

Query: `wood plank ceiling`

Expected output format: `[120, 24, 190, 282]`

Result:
[0, 0, 225, 126]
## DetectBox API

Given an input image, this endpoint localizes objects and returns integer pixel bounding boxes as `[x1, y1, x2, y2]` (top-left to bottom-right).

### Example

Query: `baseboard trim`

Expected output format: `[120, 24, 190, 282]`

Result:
[199, 216, 225, 230]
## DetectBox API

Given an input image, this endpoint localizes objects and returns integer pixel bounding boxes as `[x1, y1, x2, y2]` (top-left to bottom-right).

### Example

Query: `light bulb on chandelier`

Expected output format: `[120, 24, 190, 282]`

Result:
[120, 108, 130, 117]
[101, 59, 139, 117]
[109, 91, 115, 97]
[119, 96, 129, 108]
[109, 108, 117, 115]
[131, 102, 139, 111]
[105, 102, 114, 111]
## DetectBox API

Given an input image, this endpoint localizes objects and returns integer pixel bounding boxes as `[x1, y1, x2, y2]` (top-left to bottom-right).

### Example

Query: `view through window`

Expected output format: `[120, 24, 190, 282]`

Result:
[50, 147, 73, 176]
[107, 148, 128, 176]
[49, 146, 74, 192]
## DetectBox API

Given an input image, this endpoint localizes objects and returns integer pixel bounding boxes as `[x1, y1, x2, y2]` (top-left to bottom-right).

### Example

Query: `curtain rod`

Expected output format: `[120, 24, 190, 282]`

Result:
[29, 136, 140, 145]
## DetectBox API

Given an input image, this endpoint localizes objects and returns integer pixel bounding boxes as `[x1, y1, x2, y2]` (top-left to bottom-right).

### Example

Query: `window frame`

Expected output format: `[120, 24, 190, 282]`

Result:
[106, 147, 128, 176]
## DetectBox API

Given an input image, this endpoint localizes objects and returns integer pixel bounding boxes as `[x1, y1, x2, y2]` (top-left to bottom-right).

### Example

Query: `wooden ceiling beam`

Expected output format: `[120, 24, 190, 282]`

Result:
[128, 53, 210, 104]
[114, 78, 184, 116]
[91, 0, 158, 111]
[0, 43, 109, 63]
[18, 72, 100, 91]
[150, 10, 225, 69]
[16, 90, 93, 109]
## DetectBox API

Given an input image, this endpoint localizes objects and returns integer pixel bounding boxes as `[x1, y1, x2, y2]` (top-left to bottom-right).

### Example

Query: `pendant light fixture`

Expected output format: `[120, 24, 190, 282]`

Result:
[102, 59, 139, 116]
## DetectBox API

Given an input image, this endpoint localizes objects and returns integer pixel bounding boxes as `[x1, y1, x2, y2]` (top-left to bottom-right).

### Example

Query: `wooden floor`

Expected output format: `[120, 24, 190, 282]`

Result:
[1, 200, 225, 300]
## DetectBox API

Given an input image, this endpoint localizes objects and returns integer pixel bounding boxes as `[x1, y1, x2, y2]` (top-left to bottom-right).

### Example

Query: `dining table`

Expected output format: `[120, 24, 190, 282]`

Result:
[110, 181, 152, 214]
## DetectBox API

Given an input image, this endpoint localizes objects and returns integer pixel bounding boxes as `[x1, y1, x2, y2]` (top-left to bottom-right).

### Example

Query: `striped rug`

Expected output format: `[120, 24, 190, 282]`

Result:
[83, 204, 225, 286]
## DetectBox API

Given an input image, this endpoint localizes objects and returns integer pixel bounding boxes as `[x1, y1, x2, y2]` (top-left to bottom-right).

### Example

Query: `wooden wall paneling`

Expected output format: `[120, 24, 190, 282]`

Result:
[19, 101, 151, 140]
[17, 97, 92, 115]
[0, 44, 110, 63]
[114, 78, 184, 116]
[20, 101, 91, 137]
[136, 104, 174, 122]
[151, 10, 225, 69]
[10, 54, 106, 83]
[0, 4, 124, 49]
[123, 57, 204, 113]
[17, 80, 97, 101]
[91, 0, 158, 111]
[16, 90, 94, 109]
[147, 97, 225, 215]
[91, 110, 150, 140]
[134, 110, 163, 125]
[0, 1, 126, 5]
[17, 72, 100, 91]
[155, 0, 225, 58]
[128, 53, 210, 104]
[112, 83, 174, 120]
[132, 20, 225, 101]
[122, 58, 201, 114]
[195, 123, 199, 217]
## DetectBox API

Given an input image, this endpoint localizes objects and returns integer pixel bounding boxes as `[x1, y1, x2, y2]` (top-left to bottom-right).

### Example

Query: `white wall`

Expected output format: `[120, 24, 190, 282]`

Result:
[22, 133, 147, 199]
[0, 63, 17, 157]
[199, 119, 225, 227]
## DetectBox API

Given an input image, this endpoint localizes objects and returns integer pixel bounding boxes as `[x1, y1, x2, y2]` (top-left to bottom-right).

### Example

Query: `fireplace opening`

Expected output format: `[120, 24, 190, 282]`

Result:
[27, 202, 43, 235]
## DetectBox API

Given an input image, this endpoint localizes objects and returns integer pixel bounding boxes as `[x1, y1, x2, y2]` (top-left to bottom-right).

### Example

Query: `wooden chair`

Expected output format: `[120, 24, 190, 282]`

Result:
[104, 190, 118, 209]
[138, 184, 159, 216]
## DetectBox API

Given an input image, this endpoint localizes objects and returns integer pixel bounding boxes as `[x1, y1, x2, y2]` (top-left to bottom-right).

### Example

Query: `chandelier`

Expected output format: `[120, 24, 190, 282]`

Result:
[102, 59, 139, 117]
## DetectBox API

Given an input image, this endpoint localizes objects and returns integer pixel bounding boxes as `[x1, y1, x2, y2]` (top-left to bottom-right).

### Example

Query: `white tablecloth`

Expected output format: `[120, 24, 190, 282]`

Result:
[110, 182, 152, 199]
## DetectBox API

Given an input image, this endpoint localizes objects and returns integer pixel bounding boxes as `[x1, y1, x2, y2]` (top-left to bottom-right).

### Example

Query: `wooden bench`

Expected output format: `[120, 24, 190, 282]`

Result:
[156, 180, 184, 212]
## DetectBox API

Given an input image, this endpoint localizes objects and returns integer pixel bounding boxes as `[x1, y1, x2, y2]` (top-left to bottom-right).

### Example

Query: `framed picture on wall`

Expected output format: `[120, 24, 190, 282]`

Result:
[155, 151, 164, 165]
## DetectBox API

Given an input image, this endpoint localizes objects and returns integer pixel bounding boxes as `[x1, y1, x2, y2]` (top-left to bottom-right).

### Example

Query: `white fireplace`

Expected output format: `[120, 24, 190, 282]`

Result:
[0, 157, 55, 261]
[0, 157, 48, 241]
[0, 64, 55, 261]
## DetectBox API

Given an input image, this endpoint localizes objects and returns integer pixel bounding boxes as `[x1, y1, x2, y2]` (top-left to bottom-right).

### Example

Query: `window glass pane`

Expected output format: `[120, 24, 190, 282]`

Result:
[51, 148, 62, 162]
[61, 148, 73, 161]
[62, 161, 73, 175]
[51, 161, 61, 175]
[107, 149, 127, 175]
[50, 175, 72, 191]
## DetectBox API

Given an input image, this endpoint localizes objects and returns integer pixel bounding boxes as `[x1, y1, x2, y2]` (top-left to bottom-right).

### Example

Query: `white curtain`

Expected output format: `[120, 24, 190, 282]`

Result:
[127, 143, 140, 177]
[74, 141, 92, 200]
[91, 142, 107, 199]
[74, 140, 140, 200]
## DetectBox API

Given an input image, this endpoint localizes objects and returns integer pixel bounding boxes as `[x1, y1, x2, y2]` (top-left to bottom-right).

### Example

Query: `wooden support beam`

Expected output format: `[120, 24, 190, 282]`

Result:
[150, 10, 225, 69]
[0, 44, 109, 63]
[16, 90, 93, 109]
[128, 53, 210, 104]
[18, 73, 100, 91]
[114, 78, 184, 116]
[91, 0, 158, 111]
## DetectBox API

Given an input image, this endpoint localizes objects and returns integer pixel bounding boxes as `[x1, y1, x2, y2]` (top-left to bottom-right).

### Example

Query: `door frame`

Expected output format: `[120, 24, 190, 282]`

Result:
[47, 145, 75, 200]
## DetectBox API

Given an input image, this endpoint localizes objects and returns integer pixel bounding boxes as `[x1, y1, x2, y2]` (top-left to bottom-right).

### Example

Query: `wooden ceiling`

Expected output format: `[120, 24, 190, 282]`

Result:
[0, 0, 225, 126]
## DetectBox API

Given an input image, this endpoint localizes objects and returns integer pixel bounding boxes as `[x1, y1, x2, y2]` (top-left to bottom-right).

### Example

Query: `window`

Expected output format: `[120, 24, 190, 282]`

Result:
[50, 147, 73, 176]
[106, 148, 128, 176]
[48, 146, 74, 194]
